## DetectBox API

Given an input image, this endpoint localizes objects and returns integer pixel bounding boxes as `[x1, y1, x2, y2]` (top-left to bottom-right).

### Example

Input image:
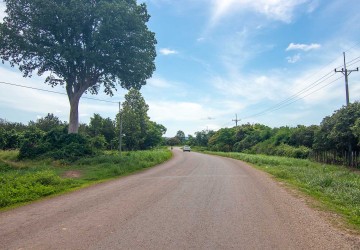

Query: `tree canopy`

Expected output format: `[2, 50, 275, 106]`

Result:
[119, 89, 166, 150]
[0, 0, 157, 133]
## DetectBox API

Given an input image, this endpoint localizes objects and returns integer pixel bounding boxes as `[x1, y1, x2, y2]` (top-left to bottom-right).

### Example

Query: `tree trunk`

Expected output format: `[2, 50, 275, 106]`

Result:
[68, 94, 81, 134]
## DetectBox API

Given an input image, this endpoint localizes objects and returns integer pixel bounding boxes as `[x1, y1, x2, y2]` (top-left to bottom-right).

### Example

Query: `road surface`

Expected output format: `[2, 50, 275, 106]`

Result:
[1, 148, 359, 249]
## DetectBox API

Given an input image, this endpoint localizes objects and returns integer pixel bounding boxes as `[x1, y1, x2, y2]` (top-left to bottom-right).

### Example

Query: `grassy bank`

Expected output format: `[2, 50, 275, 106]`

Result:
[0, 149, 172, 210]
[205, 151, 360, 231]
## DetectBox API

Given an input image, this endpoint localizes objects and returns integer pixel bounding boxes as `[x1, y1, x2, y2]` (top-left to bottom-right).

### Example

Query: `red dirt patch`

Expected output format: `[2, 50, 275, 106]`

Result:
[62, 170, 82, 179]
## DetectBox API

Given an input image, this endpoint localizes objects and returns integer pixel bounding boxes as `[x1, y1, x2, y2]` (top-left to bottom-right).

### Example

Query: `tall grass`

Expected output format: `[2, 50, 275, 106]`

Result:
[0, 149, 172, 209]
[206, 151, 360, 230]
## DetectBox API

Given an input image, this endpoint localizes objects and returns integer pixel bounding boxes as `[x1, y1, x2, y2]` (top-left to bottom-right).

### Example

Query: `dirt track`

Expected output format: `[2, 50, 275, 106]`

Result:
[1, 148, 359, 249]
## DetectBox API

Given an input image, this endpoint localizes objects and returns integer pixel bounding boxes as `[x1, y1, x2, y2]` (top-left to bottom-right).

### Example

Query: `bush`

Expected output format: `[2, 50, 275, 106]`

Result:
[19, 128, 95, 161]
[91, 135, 107, 150]
[274, 144, 310, 159]
[247, 141, 310, 159]
[18, 129, 46, 159]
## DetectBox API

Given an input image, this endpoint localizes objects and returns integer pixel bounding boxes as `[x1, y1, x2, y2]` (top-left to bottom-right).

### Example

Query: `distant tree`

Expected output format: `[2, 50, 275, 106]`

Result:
[29, 113, 64, 132]
[167, 137, 181, 146]
[208, 127, 236, 152]
[175, 130, 186, 144]
[194, 130, 215, 147]
[88, 114, 104, 137]
[288, 125, 318, 148]
[120, 89, 149, 150]
[101, 118, 116, 146]
[0, 118, 27, 132]
[87, 114, 115, 148]
[0, 0, 156, 133]
[187, 135, 195, 146]
[143, 121, 166, 149]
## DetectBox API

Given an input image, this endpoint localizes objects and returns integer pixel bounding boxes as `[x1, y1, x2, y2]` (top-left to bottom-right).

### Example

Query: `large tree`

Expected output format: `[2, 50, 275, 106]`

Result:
[0, 0, 156, 133]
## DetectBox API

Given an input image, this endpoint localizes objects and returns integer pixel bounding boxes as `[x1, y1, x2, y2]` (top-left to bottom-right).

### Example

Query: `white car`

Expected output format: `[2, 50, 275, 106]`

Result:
[183, 145, 191, 152]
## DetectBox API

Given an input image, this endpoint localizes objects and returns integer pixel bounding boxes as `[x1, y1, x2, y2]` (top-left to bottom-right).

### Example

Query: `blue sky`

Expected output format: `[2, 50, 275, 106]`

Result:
[0, 0, 360, 137]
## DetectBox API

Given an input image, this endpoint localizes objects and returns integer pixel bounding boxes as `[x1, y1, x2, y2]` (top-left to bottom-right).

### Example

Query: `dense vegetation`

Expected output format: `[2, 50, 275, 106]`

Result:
[188, 102, 360, 163]
[0, 149, 171, 209]
[0, 89, 166, 160]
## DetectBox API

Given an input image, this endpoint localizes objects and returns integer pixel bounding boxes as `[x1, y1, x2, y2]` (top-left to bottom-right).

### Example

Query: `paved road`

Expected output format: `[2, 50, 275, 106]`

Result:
[1, 148, 359, 249]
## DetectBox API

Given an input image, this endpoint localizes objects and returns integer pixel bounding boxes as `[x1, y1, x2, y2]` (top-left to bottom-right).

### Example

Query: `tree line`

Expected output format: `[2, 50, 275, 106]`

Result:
[187, 102, 360, 162]
[0, 89, 166, 159]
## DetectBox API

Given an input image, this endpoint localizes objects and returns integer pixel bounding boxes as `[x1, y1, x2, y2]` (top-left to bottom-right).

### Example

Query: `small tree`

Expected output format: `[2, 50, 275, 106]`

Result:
[0, 0, 156, 133]
[120, 89, 149, 150]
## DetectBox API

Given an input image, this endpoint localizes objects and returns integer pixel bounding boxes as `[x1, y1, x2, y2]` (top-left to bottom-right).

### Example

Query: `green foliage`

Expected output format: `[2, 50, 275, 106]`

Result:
[191, 130, 215, 147]
[28, 113, 65, 132]
[143, 121, 167, 149]
[208, 127, 236, 152]
[0, 0, 156, 133]
[76, 149, 172, 180]
[175, 130, 186, 144]
[0, 129, 21, 150]
[91, 135, 107, 150]
[19, 128, 94, 161]
[87, 114, 115, 148]
[167, 137, 181, 146]
[18, 128, 46, 158]
[205, 151, 360, 229]
[314, 102, 360, 152]
[118, 89, 165, 150]
[0, 170, 76, 208]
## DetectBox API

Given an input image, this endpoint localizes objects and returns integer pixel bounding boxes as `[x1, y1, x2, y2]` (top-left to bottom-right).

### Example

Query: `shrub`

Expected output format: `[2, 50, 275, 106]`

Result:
[91, 135, 107, 150]
[19, 128, 95, 160]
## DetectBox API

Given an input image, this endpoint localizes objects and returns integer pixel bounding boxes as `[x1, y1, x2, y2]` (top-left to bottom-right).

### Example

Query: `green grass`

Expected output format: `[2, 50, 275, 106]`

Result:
[204, 151, 360, 231]
[0, 149, 172, 210]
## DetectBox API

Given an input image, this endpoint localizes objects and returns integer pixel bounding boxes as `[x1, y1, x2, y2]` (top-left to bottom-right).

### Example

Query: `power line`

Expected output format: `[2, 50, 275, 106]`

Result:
[0, 81, 119, 104]
[265, 76, 343, 113]
[243, 75, 343, 120]
[241, 72, 338, 120]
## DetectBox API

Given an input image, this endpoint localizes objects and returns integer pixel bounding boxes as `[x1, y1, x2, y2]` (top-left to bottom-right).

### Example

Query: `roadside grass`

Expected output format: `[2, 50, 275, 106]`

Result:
[0, 149, 172, 210]
[204, 151, 360, 231]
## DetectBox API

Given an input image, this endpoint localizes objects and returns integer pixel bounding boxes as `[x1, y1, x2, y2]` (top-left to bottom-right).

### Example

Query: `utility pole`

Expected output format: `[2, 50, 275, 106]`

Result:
[232, 114, 241, 127]
[335, 52, 359, 106]
[118, 102, 123, 155]
[334, 52, 359, 165]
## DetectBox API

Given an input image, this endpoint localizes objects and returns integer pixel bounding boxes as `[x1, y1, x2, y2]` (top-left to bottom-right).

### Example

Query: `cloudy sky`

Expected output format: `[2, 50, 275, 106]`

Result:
[1, 0, 360, 137]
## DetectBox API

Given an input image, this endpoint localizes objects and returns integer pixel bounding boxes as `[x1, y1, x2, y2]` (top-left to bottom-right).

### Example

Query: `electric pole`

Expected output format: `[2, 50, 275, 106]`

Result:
[335, 52, 359, 106]
[118, 102, 123, 155]
[232, 114, 241, 127]
[334, 52, 359, 165]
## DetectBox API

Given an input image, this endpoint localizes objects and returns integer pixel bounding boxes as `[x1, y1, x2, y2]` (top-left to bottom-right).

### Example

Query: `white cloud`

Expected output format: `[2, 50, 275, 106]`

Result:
[211, 72, 286, 103]
[286, 43, 321, 51]
[159, 48, 178, 55]
[307, 0, 319, 13]
[287, 53, 301, 63]
[209, 0, 310, 29]
[147, 76, 173, 88]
